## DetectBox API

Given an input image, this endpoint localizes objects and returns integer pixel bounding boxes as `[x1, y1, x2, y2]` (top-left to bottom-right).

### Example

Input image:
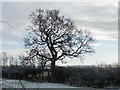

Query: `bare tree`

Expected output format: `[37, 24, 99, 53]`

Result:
[9, 56, 14, 66]
[2, 52, 9, 66]
[24, 9, 95, 79]
[18, 54, 29, 66]
[9, 56, 18, 66]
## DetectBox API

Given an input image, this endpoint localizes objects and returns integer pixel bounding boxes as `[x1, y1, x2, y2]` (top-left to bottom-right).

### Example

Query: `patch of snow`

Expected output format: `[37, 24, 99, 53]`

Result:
[2, 79, 119, 90]
[2, 79, 76, 88]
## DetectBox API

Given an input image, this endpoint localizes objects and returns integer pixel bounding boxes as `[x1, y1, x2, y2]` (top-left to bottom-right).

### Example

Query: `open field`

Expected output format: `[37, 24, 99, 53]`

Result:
[1, 79, 120, 90]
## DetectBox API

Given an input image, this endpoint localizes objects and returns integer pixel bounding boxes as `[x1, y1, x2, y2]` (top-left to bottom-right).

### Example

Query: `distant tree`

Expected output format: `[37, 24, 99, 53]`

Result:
[1, 52, 9, 66]
[18, 54, 29, 66]
[9, 56, 14, 66]
[24, 9, 95, 79]
[9, 56, 18, 66]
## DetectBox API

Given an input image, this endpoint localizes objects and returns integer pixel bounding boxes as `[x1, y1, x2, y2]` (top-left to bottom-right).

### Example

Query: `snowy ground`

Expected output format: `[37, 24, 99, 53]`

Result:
[2, 79, 77, 88]
[1, 79, 120, 90]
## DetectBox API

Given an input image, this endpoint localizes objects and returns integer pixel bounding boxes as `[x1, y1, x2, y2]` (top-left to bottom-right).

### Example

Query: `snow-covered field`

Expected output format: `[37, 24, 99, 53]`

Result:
[2, 79, 77, 88]
[1, 79, 120, 90]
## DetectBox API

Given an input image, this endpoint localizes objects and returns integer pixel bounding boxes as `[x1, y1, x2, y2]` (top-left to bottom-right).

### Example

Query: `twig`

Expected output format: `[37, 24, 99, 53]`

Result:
[0, 21, 15, 30]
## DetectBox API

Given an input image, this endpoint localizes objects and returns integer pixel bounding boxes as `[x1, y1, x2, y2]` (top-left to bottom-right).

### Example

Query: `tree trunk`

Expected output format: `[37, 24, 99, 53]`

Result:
[51, 60, 56, 81]
[41, 65, 44, 81]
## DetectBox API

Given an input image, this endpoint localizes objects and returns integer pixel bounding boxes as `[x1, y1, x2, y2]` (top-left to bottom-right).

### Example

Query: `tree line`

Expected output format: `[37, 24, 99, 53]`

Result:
[2, 64, 120, 88]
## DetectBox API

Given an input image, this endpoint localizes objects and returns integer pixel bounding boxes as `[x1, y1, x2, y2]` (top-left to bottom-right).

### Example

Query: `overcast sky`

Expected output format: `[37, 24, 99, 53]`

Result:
[1, 2, 118, 66]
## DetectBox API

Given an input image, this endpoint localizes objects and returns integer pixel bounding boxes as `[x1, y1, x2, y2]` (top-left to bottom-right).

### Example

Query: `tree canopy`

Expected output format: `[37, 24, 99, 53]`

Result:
[24, 9, 95, 78]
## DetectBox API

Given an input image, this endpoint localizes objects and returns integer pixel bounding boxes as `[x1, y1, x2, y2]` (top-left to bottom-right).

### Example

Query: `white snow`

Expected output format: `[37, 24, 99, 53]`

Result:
[2, 79, 119, 89]
[2, 79, 77, 88]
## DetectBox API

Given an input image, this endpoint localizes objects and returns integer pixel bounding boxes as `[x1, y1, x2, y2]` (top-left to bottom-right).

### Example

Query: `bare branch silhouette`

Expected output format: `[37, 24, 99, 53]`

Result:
[0, 21, 15, 30]
[24, 8, 95, 79]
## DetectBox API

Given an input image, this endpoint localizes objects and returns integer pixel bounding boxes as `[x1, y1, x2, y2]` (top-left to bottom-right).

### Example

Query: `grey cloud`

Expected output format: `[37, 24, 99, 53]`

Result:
[75, 19, 117, 31]
[2, 2, 118, 41]
[65, 3, 117, 31]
